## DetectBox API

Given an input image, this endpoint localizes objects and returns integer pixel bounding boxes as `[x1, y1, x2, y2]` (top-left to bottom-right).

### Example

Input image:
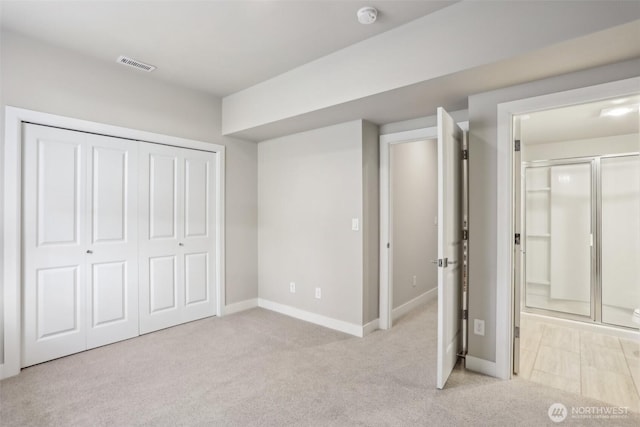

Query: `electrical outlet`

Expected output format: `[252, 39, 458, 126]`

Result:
[474, 319, 485, 336]
[412, 275, 417, 287]
[315, 287, 322, 299]
[289, 282, 296, 293]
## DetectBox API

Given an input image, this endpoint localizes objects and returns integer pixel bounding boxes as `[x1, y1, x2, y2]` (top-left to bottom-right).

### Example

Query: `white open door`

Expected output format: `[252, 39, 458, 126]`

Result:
[436, 107, 464, 389]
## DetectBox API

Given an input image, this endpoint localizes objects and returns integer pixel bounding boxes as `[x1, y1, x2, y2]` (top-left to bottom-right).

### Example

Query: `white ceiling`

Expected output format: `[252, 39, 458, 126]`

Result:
[521, 94, 640, 145]
[226, 20, 640, 141]
[0, 0, 457, 96]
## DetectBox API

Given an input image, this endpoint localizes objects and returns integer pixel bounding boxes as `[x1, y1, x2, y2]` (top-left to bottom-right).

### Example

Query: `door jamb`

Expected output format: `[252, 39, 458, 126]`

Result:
[379, 121, 468, 330]
[495, 76, 640, 380]
[2, 106, 227, 379]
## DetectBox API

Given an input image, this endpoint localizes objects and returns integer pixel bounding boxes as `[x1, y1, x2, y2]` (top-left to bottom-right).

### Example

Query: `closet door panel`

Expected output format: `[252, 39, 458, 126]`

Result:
[92, 147, 127, 242]
[37, 266, 81, 339]
[185, 252, 208, 305]
[139, 144, 184, 333]
[181, 152, 216, 322]
[149, 255, 178, 312]
[91, 262, 127, 326]
[150, 154, 178, 239]
[37, 139, 82, 246]
[86, 137, 139, 349]
[185, 158, 209, 238]
[22, 124, 87, 367]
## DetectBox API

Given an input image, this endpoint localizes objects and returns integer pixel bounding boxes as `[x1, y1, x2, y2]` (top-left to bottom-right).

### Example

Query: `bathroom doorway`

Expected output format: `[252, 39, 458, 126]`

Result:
[513, 95, 640, 410]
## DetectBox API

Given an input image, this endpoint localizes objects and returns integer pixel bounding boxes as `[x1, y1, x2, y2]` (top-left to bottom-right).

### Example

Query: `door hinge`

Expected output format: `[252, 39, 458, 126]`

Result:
[438, 258, 448, 268]
[462, 309, 468, 320]
[462, 230, 468, 241]
[514, 140, 521, 152]
[462, 149, 468, 160]
[514, 233, 521, 245]
[514, 326, 520, 339]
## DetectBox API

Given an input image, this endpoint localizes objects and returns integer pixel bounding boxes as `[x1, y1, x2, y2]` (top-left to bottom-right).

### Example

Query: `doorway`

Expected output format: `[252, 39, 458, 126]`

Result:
[493, 76, 640, 382]
[379, 112, 468, 389]
[513, 95, 640, 410]
[389, 138, 438, 323]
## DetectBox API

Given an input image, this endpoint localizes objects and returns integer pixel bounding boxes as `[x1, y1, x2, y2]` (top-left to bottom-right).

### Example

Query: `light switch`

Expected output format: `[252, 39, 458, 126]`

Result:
[352, 218, 360, 231]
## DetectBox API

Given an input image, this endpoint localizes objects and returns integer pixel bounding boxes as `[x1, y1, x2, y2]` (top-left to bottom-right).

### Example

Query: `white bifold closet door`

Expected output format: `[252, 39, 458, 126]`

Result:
[22, 124, 139, 367]
[138, 143, 217, 334]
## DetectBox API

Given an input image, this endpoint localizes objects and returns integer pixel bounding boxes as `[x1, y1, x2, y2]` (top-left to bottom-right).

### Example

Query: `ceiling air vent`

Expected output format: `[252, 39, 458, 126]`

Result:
[116, 55, 156, 72]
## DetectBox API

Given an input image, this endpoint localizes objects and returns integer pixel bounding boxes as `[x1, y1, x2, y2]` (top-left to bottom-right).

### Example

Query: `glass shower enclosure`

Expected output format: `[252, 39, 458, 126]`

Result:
[523, 154, 640, 329]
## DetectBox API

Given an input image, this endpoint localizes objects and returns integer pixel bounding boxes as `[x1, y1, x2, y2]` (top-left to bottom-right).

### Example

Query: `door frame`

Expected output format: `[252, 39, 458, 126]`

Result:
[379, 121, 468, 330]
[2, 106, 226, 379]
[495, 76, 640, 380]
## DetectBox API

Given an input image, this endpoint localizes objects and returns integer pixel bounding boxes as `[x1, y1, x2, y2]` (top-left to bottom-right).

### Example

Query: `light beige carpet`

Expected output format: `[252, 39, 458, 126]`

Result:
[1, 300, 638, 426]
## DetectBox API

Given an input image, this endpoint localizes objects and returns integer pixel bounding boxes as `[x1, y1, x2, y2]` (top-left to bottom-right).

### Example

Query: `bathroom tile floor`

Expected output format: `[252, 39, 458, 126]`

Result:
[518, 315, 640, 412]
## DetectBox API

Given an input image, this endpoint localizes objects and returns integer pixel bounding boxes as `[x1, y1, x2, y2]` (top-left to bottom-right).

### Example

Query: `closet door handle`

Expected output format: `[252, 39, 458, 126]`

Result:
[178, 243, 184, 247]
[86, 250, 93, 254]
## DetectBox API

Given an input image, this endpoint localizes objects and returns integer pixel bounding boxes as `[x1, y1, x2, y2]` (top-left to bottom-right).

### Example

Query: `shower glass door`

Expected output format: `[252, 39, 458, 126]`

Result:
[601, 155, 640, 329]
[524, 154, 640, 328]
[524, 160, 594, 319]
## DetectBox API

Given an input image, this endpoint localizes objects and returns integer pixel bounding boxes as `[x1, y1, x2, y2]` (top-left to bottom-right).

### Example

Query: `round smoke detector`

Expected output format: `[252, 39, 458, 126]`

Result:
[357, 7, 378, 25]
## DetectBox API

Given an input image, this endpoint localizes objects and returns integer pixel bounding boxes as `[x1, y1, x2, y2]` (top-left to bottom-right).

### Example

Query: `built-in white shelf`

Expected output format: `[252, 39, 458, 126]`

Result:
[526, 187, 551, 192]
[527, 233, 550, 238]
[527, 280, 551, 286]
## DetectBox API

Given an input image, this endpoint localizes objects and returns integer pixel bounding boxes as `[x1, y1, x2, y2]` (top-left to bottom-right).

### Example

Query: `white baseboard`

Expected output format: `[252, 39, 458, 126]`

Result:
[224, 298, 258, 315]
[392, 287, 437, 321]
[362, 319, 379, 336]
[258, 298, 364, 337]
[465, 355, 497, 377]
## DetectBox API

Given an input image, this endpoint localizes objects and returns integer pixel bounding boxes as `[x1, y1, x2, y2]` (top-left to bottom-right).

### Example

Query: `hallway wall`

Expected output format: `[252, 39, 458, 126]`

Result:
[391, 139, 438, 309]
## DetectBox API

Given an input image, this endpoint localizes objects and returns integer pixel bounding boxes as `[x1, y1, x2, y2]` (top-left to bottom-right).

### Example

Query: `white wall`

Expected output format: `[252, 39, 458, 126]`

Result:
[362, 121, 380, 324]
[467, 58, 640, 364]
[0, 31, 258, 363]
[257, 120, 378, 327]
[523, 133, 638, 161]
[391, 140, 438, 309]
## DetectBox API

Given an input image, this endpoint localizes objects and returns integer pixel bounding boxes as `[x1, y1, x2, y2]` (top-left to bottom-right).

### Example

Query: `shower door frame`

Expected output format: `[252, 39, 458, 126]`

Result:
[521, 152, 639, 328]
